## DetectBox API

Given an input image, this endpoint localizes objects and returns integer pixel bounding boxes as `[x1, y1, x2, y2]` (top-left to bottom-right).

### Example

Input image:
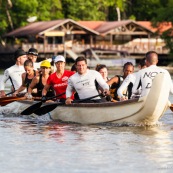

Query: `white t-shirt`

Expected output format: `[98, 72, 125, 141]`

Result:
[132, 65, 173, 97]
[0, 64, 25, 91]
[34, 62, 41, 70]
[117, 73, 136, 98]
[66, 69, 109, 100]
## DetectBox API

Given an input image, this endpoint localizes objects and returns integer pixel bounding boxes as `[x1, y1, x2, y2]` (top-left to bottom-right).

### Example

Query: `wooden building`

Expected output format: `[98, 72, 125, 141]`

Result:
[4, 19, 172, 58]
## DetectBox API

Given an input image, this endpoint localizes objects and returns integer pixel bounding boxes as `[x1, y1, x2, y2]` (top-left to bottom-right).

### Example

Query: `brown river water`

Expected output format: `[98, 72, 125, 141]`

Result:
[0, 74, 173, 173]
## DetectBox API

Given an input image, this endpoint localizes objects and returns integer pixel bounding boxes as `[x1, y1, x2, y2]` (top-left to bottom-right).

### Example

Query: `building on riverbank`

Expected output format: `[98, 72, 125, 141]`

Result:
[1, 19, 172, 68]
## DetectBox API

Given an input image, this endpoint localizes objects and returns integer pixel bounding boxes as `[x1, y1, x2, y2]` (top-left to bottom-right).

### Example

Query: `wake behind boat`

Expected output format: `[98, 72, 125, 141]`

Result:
[13, 73, 170, 126]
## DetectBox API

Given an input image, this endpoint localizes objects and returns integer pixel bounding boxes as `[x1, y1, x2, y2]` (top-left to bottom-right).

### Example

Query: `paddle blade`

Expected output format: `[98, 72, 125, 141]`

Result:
[34, 102, 64, 115]
[21, 101, 43, 115]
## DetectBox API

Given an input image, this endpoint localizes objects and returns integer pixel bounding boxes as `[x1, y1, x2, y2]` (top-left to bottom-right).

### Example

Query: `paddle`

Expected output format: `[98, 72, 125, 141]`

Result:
[33, 94, 103, 116]
[6, 90, 15, 96]
[0, 96, 26, 106]
[20, 92, 65, 115]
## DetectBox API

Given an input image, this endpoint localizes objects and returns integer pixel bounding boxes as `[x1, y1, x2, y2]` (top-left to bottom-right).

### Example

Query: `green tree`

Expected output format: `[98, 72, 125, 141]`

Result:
[126, 0, 161, 21]
[61, 0, 108, 20]
[152, 0, 173, 54]
[0, 0, 12, 35]
[37, 0, 63, 21]
[0, 0, 63, 34]
[11, 0, 39, 28]
[106, 0, 129, 21]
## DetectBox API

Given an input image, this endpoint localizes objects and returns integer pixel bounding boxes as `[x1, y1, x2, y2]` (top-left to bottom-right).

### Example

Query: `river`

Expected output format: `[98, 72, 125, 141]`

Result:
[0, 75, 173, 173]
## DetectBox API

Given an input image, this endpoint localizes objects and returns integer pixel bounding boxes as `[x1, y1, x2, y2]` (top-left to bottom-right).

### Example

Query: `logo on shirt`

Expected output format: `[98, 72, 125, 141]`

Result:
[62, 76, 68, 81]
[54, 82, 67, 88]
[143, 71, 162, 79]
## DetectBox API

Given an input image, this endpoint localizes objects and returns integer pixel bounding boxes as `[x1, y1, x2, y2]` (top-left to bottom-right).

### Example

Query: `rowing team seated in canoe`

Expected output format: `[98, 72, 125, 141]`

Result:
[0, 50, 173, 106]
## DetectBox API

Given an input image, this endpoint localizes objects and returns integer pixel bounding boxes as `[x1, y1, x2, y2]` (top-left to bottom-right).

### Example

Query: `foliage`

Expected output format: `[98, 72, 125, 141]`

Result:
[1, 0, 173, 53]
[61, 0, 108, 20]
[127, 0, 162, 21]
[1, 0, 163, 35]
[0, 0, 63, 35]
[152, 0, 173, 56]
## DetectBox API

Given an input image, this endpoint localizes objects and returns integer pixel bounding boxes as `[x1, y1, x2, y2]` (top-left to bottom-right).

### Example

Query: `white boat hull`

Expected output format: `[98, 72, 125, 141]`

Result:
[13, 73, 170, 126]
[49, 73, 170, 125]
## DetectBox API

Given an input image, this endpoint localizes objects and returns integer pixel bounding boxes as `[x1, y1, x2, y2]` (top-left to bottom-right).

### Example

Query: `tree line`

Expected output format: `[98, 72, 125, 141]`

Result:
[1, 0, 173, 52]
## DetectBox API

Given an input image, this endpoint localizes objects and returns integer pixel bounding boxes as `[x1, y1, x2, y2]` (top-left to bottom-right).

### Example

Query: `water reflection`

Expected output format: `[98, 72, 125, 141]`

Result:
[1, 115, 173, 172]
[0, 93, 173, 172]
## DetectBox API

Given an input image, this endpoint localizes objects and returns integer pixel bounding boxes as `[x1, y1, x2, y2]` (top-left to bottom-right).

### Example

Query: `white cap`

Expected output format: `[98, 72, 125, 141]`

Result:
[54, 55, 65, 63]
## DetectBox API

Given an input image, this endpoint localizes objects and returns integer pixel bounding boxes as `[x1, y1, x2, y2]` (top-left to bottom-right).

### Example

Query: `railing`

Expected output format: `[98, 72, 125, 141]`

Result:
[21, 42, 169, 55]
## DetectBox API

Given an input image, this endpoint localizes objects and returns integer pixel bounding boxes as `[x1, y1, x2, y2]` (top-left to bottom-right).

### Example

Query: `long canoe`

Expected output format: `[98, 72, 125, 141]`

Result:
[15, 73, 170, 126]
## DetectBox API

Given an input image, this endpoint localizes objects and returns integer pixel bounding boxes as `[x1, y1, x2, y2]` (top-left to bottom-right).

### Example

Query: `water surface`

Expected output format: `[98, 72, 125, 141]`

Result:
[0, 75, 173, 173]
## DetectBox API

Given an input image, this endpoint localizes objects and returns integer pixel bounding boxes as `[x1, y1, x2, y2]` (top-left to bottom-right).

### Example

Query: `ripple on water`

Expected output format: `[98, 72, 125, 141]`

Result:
[0, 96, 173, 172]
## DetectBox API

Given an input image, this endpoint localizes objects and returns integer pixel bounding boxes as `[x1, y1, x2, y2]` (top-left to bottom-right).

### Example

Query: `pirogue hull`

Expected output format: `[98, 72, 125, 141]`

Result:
[17, 73, 170, 125]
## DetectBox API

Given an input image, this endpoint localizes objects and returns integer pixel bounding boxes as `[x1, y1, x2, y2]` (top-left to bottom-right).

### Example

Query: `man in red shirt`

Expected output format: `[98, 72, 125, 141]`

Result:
[42, 55, 74, 102]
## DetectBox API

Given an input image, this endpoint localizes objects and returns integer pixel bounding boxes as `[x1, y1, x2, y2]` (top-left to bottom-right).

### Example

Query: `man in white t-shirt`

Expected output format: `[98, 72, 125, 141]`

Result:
[117, 58, 146, 100]
[65, 57, 110, 104]
[132, 51, 173, 97]
[0, 49, 27, 97]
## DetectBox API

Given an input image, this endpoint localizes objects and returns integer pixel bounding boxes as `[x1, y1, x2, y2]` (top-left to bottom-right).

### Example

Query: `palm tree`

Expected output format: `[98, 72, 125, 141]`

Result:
[6, 0, 13, 30]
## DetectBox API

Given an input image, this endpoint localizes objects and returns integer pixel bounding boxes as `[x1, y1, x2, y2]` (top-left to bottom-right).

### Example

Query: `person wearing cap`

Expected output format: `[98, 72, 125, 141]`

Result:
[42, 55, 75, 102]
[27, 48, 40, 70]
[0, 49, 28, 97]
[25, 60, 54, 99]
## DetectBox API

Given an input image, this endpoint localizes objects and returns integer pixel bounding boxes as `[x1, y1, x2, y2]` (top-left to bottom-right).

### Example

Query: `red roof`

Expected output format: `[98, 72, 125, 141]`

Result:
[79, 20, 153, 35]
[137, 21, 172, 34]
[78, 21, 105, 30]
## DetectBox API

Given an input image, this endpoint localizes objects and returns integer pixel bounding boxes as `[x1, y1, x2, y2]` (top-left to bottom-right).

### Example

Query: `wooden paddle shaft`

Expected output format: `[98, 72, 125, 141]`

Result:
[0, 97, 26, 106]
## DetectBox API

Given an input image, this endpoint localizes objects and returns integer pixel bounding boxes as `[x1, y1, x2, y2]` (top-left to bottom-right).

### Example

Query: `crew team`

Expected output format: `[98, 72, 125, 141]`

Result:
[0, 49, 173, 104]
